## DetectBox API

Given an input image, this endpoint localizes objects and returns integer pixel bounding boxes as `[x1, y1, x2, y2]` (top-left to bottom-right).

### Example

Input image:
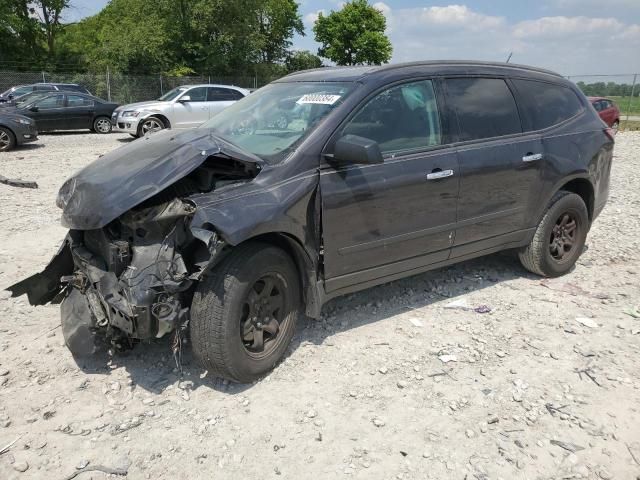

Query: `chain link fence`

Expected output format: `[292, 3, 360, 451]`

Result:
[0, 69, 281, 104]
[1, 69, 638, 124]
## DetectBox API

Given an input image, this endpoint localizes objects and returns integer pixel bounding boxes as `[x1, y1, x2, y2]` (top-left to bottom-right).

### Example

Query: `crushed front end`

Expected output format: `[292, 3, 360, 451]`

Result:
[7, 129, 261, 356]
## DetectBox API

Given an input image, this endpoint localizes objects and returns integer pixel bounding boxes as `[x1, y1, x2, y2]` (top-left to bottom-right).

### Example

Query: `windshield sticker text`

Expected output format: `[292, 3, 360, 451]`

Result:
[296, 94, 342, 105]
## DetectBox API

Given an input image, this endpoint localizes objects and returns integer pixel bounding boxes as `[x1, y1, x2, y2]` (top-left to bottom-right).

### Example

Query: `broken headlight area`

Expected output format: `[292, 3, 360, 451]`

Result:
[55, 158, 257, 356]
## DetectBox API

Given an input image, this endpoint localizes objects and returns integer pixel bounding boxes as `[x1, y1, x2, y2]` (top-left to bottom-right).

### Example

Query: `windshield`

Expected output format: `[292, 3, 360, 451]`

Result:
[158, 87, 188, 101]
[200, 81, 355, 162]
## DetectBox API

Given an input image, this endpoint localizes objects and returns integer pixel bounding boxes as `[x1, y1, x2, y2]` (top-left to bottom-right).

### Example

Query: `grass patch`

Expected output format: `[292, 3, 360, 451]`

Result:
[620, 119, 640, 131]
[608, 96, 640, 116]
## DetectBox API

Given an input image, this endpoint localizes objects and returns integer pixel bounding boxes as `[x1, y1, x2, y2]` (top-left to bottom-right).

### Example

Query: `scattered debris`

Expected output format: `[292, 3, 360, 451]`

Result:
[623, 306, 640, 319]
[550, 439, 585, 453]
[444, 299, 472, 311]
[438, 354, 457, 363]
[0, 175, 38, 189]
[474, 305, 492, 314]
[62, 464, 128, 480]
[0, 434, 23, 455]
[576, 317, 598, 328]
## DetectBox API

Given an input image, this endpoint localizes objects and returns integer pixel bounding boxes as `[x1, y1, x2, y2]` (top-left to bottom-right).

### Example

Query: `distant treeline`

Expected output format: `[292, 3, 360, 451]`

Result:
[576, 81, 639, 97]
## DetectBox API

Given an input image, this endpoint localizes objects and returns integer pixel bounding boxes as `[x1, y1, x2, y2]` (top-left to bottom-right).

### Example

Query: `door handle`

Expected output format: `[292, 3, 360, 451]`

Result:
[426, 169, 454, 180]
[522, 153, 543, 162]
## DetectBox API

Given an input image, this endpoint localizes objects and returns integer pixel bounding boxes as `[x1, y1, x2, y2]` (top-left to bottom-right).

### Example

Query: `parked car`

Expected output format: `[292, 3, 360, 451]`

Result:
[112, 84, 249, 137]
[0, 112, 38, 152]
[8, 61, 613, 383]
[0, 92, 50, 109]
[589, 97, 620, 129]
[7, 92, 118, 133]
[0, 83, 91, 103]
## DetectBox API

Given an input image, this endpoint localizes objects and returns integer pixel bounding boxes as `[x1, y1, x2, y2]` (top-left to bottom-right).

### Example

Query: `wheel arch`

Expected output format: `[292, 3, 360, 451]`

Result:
[140, 112, 171, 128]
[233, 232, 324, 319]
[557, 177, 595, 221]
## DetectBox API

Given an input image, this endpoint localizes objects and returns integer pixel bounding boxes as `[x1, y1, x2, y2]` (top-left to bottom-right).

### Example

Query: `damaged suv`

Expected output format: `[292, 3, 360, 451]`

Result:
[8, 61, 613, 383]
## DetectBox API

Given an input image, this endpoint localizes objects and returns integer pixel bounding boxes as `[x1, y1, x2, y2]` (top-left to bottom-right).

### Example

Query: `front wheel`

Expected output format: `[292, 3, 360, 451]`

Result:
[93, 116, 112, 134]
[0, 127, 16, 152]
[519, 191, 589, 277]
[138, 116, 165, 137]
[190, 242, 300, 383]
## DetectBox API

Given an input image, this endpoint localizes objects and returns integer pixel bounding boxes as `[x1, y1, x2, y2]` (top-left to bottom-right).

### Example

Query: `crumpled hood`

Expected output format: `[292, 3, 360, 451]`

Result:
[58, 128, 263, 230]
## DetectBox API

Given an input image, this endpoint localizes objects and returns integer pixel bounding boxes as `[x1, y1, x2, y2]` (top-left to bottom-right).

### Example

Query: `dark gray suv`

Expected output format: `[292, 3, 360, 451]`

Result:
[8, 61, 613, 382]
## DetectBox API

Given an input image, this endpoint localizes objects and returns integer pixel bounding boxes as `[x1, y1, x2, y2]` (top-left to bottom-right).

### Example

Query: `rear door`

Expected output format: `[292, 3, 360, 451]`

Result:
[172, 86, 209, 129]
[65, 94, 95, 129]
[207, 87, 244, 117]
[320, 79, 459, 292]
[444, 77, 544, 255]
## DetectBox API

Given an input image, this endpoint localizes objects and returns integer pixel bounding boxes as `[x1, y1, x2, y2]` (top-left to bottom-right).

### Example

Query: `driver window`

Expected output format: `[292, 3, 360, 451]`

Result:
[186, 87, 207, 102]
[35, 94, 64, 109]
[343, 79, 441, 154]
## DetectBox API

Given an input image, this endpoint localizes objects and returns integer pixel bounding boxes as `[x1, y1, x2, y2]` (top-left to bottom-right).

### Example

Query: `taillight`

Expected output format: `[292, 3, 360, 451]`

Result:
[604, 127, 615, 141]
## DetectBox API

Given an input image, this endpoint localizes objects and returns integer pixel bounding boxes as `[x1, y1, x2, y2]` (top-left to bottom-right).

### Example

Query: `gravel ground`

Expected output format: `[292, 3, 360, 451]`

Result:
[0, 131, 639, 480]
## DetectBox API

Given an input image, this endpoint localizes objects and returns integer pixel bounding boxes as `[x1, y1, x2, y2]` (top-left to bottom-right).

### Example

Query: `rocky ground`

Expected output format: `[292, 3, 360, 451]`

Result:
[0, 131, 639, 480]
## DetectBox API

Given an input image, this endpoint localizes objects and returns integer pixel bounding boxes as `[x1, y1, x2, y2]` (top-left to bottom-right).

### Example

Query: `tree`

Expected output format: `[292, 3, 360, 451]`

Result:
[285, 50, 323, 72]
[313, 0, 392, 66]
[34, 0, 70, 58]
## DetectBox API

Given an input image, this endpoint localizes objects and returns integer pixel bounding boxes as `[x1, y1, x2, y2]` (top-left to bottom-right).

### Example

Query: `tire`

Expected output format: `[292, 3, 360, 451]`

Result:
[612, 120, 619, 131]
[0, 126, 16, 152]
[518, 191, 589, 277]
[93, 116, 112, 134]
[190, 242, 301, 383]
[138, 116, 165, 137]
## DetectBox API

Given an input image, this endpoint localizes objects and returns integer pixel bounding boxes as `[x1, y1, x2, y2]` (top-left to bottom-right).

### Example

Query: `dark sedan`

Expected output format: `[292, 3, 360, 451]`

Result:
[8, 92, 119, 134]
[0, 112, 38, 152]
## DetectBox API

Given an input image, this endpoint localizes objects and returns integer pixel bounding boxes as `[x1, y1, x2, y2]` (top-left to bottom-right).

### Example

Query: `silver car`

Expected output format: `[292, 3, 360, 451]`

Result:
[112, 84, 249, 137]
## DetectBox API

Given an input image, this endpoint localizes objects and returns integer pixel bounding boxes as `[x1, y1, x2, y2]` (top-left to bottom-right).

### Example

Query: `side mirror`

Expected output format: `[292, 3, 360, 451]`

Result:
[178, 95, 191, 103]
[333, 134, 383, 165]
[30, 106, 39, 112]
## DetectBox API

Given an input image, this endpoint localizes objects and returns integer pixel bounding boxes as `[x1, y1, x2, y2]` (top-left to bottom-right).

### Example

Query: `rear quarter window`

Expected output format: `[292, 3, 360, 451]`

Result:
[445, 77, 522, 141]
[512, 79, 583, 130]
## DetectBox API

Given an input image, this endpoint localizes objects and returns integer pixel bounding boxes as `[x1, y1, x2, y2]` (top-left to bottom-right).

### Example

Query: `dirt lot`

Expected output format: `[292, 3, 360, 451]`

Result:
[1, 131, 639, 480]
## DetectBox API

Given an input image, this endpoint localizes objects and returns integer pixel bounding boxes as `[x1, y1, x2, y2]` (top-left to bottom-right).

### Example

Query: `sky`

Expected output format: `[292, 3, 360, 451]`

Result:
[66, 0, 640, 78]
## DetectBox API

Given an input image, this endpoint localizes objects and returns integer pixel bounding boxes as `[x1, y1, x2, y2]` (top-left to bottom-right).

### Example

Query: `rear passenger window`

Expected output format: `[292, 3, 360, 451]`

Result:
[445, 78, 521, 141]
[207, 88, 244, 101]
[512, 79, 583, 130]
[342, 79, 441, 154]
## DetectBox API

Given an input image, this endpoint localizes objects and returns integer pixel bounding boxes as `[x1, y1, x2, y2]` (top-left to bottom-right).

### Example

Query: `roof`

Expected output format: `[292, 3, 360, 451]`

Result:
[277, 60, 563, 83]
[175, 84, 249, 91]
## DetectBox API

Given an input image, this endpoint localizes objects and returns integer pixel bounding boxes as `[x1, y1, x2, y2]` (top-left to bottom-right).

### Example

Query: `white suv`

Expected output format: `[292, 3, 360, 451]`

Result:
[111, 84, 249, 137]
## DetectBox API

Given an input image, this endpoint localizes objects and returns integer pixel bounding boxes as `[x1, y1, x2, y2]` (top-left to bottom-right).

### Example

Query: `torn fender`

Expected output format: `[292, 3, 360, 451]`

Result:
[57, 128, 263, 231]
[7, 240, 73, 305]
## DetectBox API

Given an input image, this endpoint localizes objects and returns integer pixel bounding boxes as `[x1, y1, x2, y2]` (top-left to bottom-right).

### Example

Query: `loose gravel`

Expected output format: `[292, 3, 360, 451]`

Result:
[0, 131, 639, 479]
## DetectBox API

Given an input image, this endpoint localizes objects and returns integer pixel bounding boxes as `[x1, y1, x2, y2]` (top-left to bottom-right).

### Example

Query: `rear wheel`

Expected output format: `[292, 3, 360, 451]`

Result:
[138, 116, 165, 137]
[93, 116, 112, 134]
[190, 242, 300, 383]
[519, 191, 589, 277]
[0, 127, 16, 152]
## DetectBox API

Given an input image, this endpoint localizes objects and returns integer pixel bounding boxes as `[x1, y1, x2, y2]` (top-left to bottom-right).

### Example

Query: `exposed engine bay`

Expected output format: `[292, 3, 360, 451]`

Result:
[10, 154, 258, 356]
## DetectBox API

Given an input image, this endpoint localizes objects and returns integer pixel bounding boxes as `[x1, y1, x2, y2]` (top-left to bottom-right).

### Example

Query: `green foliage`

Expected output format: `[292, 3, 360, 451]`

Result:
[285, 50, 323, 72]
[313, 0, 392, 66]
[576, 81, 639, 98]
[4, 0, 305, 77]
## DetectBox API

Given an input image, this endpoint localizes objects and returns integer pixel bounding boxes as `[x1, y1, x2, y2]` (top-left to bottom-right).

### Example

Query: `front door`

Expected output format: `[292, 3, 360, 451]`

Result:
[27, 93, 66, 131]
[172, 87, 209, 129]
[320, 79, 459, 293]
[443, 77, 543, 255]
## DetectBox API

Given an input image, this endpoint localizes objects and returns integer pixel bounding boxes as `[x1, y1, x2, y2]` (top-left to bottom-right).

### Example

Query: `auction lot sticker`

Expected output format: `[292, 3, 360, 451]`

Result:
[296, 94, 342, 105]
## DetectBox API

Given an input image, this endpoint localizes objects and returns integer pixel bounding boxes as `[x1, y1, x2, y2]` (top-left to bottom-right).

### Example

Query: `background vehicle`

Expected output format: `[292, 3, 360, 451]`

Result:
[9, 61, 613, 383]
[589, 96, 620, 129]
[7, 92, 118, 133]
[0, 112, 38, 152]
[0, 83, 91, 103]
[0, 92, 50, 109]
[112, 84, 249, 137]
